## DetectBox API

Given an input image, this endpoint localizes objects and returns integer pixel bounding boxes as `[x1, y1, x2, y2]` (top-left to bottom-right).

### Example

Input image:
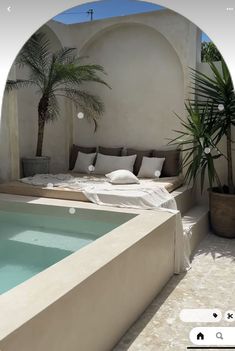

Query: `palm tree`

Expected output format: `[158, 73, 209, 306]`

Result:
[171, 60, 235, 194]
[170, 60, 235, 237]
[6, 32, 110, 157]
[170, 102, 223, 193]
[201, 42, 222, 62]
[190, 59, 235, 194]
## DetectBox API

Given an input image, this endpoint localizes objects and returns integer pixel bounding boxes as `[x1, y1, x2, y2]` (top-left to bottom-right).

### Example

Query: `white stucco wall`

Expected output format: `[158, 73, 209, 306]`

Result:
[0, 96, 11, 181]
[51, 10, 200, 150]
[0, 66, 19, 182]
[73, 23, 184, 149]
[1, 9, 200, 180]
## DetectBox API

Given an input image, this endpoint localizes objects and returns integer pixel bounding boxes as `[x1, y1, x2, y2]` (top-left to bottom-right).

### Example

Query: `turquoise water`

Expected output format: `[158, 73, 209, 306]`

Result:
[0, 207, 135, 294]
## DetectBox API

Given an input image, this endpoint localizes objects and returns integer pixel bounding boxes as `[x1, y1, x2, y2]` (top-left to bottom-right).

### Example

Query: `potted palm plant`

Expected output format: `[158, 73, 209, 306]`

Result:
[6, 31, 109, 176]
[171, 59, 235, 238]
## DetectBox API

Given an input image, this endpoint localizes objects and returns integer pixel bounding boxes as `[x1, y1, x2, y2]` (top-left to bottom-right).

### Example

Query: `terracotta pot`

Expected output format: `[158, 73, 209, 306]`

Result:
[209, 188, 235, 238]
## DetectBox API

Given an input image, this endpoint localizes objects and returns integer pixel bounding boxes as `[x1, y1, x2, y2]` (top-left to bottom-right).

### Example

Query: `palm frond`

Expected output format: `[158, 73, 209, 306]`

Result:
[16, 32, 51, 70]
[15, 32, 51, 88]
[54, 47, 77, 65]
[70, 64, 110, 88]
[57, 88, 104, 131]
[5, 79, 36, 91]
[7, 31, 110, 156]
[169, 101, 224, 192]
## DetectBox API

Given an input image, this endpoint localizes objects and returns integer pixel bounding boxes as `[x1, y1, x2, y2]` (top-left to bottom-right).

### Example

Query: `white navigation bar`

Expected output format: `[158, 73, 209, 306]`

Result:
[190, 327, 235, 346]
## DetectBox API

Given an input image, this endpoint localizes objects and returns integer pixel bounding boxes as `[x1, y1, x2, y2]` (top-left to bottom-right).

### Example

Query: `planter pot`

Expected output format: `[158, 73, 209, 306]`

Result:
[209, 188, 235, 238]
[22, 156, 50, 177]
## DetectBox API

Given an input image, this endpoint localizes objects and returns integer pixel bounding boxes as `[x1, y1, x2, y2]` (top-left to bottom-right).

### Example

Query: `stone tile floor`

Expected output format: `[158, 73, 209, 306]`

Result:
[114, 233, 235, 351]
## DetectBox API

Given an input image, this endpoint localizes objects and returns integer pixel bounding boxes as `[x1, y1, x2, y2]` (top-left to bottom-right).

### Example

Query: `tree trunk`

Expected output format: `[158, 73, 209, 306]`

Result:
[36, 116, 45, 157]
[227, 125, 234, 194]
[36, 95, 48, 157]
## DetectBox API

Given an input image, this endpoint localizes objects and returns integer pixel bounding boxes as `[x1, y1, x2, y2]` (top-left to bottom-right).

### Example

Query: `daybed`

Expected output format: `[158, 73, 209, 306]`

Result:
[0, 145, 183, 202]
[0, 174, 183, 201]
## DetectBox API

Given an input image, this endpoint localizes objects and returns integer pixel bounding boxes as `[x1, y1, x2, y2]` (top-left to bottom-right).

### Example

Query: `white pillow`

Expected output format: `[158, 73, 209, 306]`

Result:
[106, 170, 140, 184]
[138, 156, 165, 178]
[72, 151, 96, 174]
[94, 153, 137, 175]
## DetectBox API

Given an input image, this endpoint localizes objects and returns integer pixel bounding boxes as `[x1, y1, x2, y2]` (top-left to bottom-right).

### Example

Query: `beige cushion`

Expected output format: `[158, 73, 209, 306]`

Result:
[72, 152, 97, 174]
[126, 148, 152, 175]
[69, 145, 96, 170]
[138, 156, 165, 178]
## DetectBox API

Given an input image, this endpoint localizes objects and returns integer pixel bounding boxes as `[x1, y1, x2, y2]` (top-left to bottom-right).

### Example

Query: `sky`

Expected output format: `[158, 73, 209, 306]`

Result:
[53, 0, 211, 42]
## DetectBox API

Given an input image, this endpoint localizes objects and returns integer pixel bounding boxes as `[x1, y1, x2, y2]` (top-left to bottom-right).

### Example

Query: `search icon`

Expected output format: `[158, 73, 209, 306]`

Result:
[216, 332, 223, 340]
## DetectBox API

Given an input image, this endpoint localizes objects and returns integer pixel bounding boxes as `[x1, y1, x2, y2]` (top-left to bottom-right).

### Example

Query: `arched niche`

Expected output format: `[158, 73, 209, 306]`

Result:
[0, 0, 232, 181]
[74, 22, 184, 149]
[0, 25, 69, 181]
[0, 0, 233, 115]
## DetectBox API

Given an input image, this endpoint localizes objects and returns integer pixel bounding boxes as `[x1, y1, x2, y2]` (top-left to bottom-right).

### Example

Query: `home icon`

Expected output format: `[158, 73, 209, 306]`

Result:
[197, 332, 204, 340]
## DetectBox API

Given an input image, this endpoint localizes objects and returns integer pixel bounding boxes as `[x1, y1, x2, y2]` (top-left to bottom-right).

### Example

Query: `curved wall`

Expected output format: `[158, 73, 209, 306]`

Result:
[0, 25, 70, 180]
[74, 23, 184, 149]
[0, 9, 199, 180]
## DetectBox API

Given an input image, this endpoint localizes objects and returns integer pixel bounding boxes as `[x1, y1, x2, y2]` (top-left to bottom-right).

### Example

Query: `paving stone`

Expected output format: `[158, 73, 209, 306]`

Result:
[114, 233, 235, 350]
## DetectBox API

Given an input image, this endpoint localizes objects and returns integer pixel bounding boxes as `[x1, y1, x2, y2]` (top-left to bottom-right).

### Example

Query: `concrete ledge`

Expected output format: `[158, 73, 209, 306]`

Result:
[172, 185, 195, 215]
[182, 205, 209, 255]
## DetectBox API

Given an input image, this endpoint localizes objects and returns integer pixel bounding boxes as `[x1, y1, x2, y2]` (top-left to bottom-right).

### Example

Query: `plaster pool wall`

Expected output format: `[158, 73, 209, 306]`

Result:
[0, 196, 176, 351]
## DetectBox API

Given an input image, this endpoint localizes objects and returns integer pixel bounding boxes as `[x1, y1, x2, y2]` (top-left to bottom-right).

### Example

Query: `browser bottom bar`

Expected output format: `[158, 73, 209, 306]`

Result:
[187, 347, 235, 349]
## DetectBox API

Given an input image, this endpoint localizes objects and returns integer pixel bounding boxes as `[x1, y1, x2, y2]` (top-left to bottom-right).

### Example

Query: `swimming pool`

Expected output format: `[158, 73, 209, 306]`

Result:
[0, 204, 135, 294]
[0, 196, 176, 351]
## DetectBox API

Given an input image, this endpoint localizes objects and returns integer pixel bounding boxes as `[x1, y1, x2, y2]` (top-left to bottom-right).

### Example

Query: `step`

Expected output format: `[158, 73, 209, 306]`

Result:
[182, 205, 209, 255]
[173, 185, 196, 215]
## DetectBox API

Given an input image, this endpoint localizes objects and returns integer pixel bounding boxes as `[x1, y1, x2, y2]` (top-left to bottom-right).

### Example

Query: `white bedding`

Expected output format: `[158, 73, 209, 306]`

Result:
[20, 173, 105, 188]
[83, 185, 190, 273]
[83, 184, 177, 210]
[21, 173, 190, 273]
[21, 173, 177, 209]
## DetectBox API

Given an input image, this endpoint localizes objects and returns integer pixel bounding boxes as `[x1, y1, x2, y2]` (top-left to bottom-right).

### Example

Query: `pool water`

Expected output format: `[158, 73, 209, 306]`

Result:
[0, 207, 135, 294]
